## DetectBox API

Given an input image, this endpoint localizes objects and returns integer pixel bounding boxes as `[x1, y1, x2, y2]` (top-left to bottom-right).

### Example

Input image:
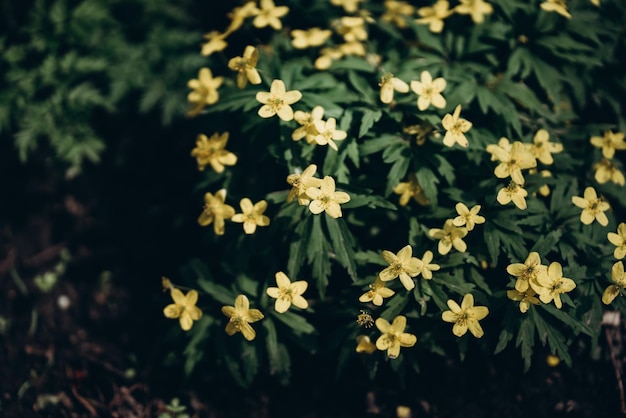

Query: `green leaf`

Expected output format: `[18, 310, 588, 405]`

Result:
[271, 310, 316, 336]
[530, 230, 563, 256]
[324, 216, 357, 281]
[358, 108, 382, 137]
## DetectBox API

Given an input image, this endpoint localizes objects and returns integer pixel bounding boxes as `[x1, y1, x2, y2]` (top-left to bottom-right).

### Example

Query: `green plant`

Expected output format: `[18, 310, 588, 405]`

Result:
[162, 0, 626, 387]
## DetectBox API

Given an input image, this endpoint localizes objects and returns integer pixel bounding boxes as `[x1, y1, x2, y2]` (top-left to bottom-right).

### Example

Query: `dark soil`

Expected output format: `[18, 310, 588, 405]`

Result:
[2, 116, 626, 418]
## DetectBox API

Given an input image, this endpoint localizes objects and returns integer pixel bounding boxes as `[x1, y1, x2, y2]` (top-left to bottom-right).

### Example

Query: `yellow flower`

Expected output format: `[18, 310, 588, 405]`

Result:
[355, 335, 377, 354]
[441, 105, 472, 148]
[454, 0, 493, 24]
[486, 137, 512, 161]
[379, 245, 421, 290]
[491, 141, 537, 185]
[453, 203, 485, 231]
[163, 288, 203, 331]
[190, 132, 238, 173]
[393, 173, 430, 206]
[530, 129, 563, 165]
[336, 17, 368, 42]
[187, 68, 224, 116]
[266, 271, 308, 313]
[540, 0, 572, 19]
[417, 250, 440, 280]
[442, 293, 489, 338]
[200, 31, 228, 57]
[535, 262, 576, 309]
[428, 219, 468, 255]
[381, 1, 415, 28]
[359, 277, 395, 306]
[305, 176, 351, 218]
[312, 118, 347, 151]
[252, 0, 289, 30]
[594, 159, 625, 186]
[338, 41, 366, 56]
[534, 169, 552, 197]
[507, 288, 541, 313]
[197, 189, 236, 235]
[286, 164, 324, 205]
[590, 0, 599, 5]
[571, 186, 610, 226]
[330, 0, 363, 13]
[506, 252, 548, 293]
[226, 1, 259, 34]
[602, 261, 626, 304]
[379, 73, 409, 104]
[231, 198, 271, 234]
[228, 45, 262, 89]
[290, 28, 332, 49]
[410, 71, 446, 111]
[590, 130, 626, 159]
[497, 181, 528, 210]
[416, 0, 453, 33]
[221, 294, 264, 341]
[375, 315, 417, 359]
[608, 223, 626, 259]
[292, 106, 325, 143]
[314, 47, 344, 70]
[256, 79, 302, 121]
[546, 354, 561, 367]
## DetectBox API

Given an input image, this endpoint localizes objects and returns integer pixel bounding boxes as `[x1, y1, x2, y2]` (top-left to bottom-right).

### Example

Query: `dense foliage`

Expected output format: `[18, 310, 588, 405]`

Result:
[167, 0, 626, 387]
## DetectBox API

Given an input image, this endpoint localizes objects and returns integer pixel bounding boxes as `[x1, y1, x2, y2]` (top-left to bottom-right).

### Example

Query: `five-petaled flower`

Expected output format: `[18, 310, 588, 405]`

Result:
[442, 293, 489, 338]
[252, 0, 289, 30]
[608, 223, 626, 259]
[594, 159, 625, 186]
[571, 186, 610, 226]
[355, 335, 377, 354]
[428, 219, 468, 255]
[198, 189, 236, 235]
[442, 105, 472, 148]
[291, 28, 332, 49]
[330, 0, 363, 13]
[226, 2, 259, 34]
[286, 164, 323, 205]
[359, 277, 395, 306]
[200, 31, 228, 57]
[266, 271, 308, 313]
[256, 79, 302, 121]
[221, 294, 264, 341]
[228, 45, 262, 89]
[393, 173, 430, 206]
[379, 73, 409, 104]
[375, 315, 417, 359]
[497, 181, 528, 210]
[535, 262, 576, 309]
[416, 0, 453, 33]
[417, 250, 440, 280]
[531, 129, 563, 165]
[191, 132, 238, 173]
[410, 71, 446, 111]
[602, 261, 626, 305]
[187, 68, 224, 116]
[491, 140, 537, 185]
[379, 245, 421, 291]
[506, 252, 547, 293]
[540, 0, 572, 19]
[506, 288, 540, 313]
[453, 203, 485, 231]
[381, 0, 416, 28]
[231, 198, 271, 234]
[455, 0, 493, 24]
[590, 130, 626, 159]
[163, 288, 203, 331]
[292, 106, 325, 143]
[312, 117, 347, 151]
[305, 176, 351, 218]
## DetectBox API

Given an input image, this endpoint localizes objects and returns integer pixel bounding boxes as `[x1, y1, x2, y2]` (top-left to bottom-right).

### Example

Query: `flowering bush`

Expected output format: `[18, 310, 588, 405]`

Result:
[163, 0, 626, 386]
